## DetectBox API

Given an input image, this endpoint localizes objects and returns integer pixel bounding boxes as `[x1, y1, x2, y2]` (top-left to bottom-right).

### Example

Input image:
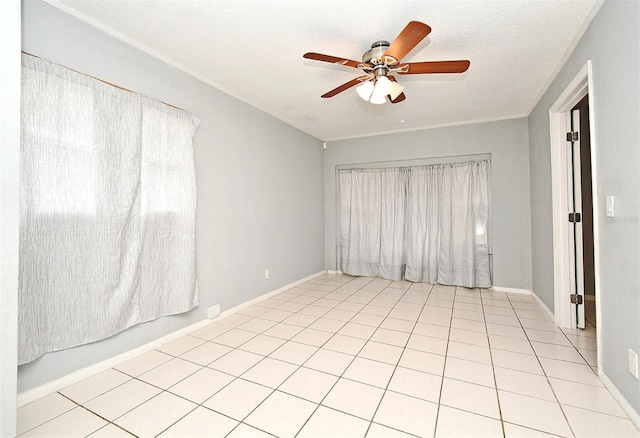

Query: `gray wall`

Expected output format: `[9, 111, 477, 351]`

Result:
[324, 118, 532, 290]
[19, 0, 325, 392]
[529, 0, 639, 413]
[0, 0, 20, 434]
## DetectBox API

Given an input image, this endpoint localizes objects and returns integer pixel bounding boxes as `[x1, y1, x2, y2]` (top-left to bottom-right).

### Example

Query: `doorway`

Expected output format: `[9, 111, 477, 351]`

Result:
[568, 95, 596, 330]
[548, 60, 601, 370]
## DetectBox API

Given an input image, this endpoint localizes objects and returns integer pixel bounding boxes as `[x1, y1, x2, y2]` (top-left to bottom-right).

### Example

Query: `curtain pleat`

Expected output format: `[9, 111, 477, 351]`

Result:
[19, 55, 200, 364]
[378, 169, 407, 280]
[338, 161, 490, 288]
[405, 165, 441, 283]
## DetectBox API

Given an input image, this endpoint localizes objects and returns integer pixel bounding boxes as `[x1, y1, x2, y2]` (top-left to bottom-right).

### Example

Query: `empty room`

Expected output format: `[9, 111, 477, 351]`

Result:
[1, 0, 639, 437]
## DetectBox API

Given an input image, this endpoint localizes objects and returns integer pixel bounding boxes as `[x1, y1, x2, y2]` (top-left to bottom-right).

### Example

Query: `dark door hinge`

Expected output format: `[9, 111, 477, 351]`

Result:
[568, 212, 582, 223]
[570, 294, 584, 305]
[566, 132, 579, 142]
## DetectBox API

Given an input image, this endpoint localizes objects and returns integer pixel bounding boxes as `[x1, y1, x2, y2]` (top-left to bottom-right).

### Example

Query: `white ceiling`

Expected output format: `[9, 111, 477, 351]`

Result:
[51, 0, 601, 141]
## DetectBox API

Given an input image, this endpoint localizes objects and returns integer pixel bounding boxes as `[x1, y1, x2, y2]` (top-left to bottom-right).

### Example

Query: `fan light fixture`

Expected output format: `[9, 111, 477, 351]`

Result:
[356, 76, 405, 105]
[355, 80, 374, 101]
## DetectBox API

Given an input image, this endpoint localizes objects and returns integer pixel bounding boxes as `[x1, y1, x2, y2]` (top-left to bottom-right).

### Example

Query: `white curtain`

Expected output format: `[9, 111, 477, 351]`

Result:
[339, 161, 490, 288]
[19, 55, 200, 364]
[339, 169, 406, 280]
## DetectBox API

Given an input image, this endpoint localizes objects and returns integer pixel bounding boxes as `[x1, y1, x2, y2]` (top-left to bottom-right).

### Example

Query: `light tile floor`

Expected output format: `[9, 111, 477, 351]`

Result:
[17, 274, 640, 437]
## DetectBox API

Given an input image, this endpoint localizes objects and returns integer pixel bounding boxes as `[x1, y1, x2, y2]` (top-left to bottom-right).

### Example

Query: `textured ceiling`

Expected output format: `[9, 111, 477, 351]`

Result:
[50, 0, 601, 141]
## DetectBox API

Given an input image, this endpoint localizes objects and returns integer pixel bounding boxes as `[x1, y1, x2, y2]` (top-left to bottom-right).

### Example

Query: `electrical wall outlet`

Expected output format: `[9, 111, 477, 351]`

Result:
[265, 269, 270, 280]
[207, 304, 220, 319]
[629, 349, 638, 379]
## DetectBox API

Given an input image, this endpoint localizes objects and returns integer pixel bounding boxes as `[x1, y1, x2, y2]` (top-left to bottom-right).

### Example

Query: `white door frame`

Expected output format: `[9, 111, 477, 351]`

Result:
[548, 60, 601, 370]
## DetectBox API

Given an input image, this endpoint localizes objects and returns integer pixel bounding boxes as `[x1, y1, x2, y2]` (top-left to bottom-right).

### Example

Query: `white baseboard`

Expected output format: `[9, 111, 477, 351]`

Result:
[491, 286, 532, 295]
[213, 270, 326, 320]
[17, 318, 212, 407]
[491, 287, 555, 322]
[327, 270, 343, 275]
[598, 371, 640, 431]
[530, 290, 556, 321]
[17, 270, 327, 407]
[490, 288, 639, 431]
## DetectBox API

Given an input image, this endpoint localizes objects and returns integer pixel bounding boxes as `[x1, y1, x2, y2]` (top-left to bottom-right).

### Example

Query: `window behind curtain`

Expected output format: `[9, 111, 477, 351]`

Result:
[19, 54, 200, 364]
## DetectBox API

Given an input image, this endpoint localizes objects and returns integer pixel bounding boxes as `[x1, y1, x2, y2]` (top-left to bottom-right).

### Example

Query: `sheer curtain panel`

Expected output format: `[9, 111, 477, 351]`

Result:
[339, 169, 406, 280]
[19, 55, 200, 364]
[338, 161, 490, 288]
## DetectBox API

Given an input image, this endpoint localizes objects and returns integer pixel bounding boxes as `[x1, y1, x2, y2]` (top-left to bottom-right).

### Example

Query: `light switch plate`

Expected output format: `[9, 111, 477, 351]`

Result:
[606, 195, 614, 218]
[629, 349, 638, 379]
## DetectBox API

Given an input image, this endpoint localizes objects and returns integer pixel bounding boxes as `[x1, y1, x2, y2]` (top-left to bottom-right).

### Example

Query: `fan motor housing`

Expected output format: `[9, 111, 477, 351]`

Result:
[362, 41, 390, 65]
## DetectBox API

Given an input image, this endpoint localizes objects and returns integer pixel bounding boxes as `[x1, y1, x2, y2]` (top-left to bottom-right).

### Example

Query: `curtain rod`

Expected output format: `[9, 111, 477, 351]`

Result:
[21, 51, 185, 111]
[335, 153, 491, 171]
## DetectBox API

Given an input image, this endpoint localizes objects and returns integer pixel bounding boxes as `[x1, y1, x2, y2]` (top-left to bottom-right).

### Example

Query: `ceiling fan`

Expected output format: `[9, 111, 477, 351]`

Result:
[303, 21, 470, 104]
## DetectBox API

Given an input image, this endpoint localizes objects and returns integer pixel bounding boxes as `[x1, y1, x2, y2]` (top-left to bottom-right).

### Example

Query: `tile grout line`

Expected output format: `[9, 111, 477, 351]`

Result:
[223, 275, 386, 437]
[96, 274, 351, 438]
[302, 279, 416, 436]
[230, 275, 365, 437]
[363, 281, 434, 437]
[431, 284, 458, 438]
[219, 273, 356, 438]
[480, 287, 508, 438]
[16, 392, 82, 437]
[294, 276, 427, 436]
[19, 277, 438, 437]
[506, 292, 578, 438]
[21, 275, 632, 437]
[291, 276, 384, 437]
[57, 391, 144, 438]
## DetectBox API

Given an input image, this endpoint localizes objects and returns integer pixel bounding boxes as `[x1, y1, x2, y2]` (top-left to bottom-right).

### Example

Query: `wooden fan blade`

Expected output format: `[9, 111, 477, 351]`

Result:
[389, 93, 406, 104]
[303, 52, 361, 69]
[383, 21, 431, 65]
[321, 76, 368, 98]
[397, 60, 470, 75]
[387, 75, 406, 103]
